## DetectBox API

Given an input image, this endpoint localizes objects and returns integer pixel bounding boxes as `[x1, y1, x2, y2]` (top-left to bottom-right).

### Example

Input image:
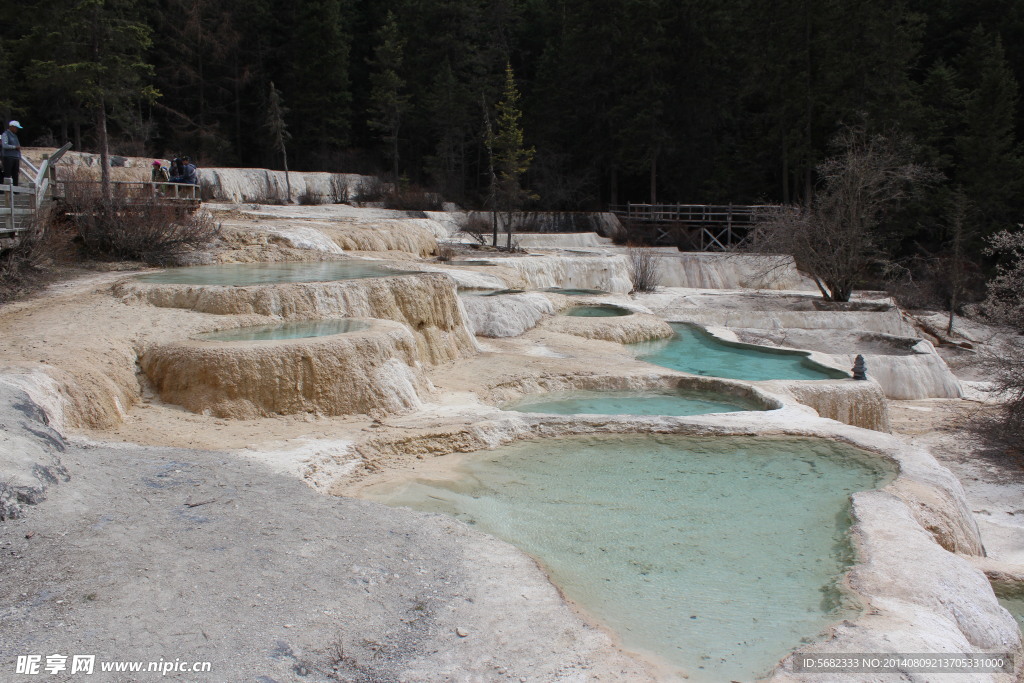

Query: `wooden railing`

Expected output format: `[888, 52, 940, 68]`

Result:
[57, 180, 200, 202]
[0, 185, 39, 238]
[0, 143, 73, 240]
[609, 203, 777, 224]
[609, 202, 782, 251]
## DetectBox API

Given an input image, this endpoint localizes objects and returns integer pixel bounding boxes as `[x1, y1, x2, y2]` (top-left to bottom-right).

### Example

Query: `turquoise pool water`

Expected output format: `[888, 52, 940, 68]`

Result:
[196, 319, 370, 342]
[363, 435, 888, 681]
[630, 323, 846, 381]
[136, 260, 419, 285]
[563, 304, 632, 317]
[545, 287, 608, 295]
[501, 389, 765, 416]
[995, 589, 1024, 631]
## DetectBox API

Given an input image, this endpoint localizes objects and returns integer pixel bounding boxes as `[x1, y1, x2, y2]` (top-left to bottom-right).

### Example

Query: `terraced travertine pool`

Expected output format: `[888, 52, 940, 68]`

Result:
[362, 434, 892, 681]
[562, 304, 633, 317]
[501, 388, 765, 417]
[996, 589, 1024, 632]
[135, 260, 419, 285]
[630, 322, 847, 381]
[195, 319, 371, 342]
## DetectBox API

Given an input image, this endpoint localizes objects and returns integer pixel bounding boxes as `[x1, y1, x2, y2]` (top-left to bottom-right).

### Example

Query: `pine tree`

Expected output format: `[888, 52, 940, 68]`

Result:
[151, 0, 248, 162]
[424, 59, 471, 200]
[487, 63, 534, 249]
[954, 27, 1024, 237]
[265, 82, 292, 202]
[367, 10, 410, 181]
[27, 0, 158, 197]
[282, 0, 354, 167]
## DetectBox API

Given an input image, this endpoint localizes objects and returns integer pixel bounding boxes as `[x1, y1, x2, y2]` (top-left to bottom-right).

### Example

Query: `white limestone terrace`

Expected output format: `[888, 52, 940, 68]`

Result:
[0, 188, 1016, 680]
[201, 167, 381, 204]
[134, 195, 968, 399]
[639, 288, 964, 400]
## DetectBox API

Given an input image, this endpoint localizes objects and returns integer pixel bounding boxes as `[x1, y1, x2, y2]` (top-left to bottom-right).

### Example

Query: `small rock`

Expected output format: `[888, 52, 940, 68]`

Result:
[456, 627, 469, 637]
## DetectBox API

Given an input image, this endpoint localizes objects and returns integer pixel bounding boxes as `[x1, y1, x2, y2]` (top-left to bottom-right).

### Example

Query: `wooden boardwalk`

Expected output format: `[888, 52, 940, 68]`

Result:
[0, 143, 70, 243]
[58, 180, 200, 203]
[1, 144, 200, 248]
[609, 203, 779, 251]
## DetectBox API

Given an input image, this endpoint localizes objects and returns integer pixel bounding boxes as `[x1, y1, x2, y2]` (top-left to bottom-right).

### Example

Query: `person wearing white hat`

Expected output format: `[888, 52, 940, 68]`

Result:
[1, 121, 23, 186]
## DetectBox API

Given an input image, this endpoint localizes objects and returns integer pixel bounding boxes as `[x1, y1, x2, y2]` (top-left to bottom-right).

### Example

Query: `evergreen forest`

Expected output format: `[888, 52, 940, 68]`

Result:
[2, 0, 1023, 255]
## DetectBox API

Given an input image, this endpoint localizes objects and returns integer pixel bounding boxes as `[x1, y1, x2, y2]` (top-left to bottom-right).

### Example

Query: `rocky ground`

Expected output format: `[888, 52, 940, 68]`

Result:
[0, 380, 653, 682]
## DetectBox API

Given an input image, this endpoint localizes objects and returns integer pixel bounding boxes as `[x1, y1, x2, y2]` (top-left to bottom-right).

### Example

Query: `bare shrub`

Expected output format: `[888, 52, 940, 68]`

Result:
[628, 245, 662, 293]
[61, 183, 220, 265]
[297, 188, 327, 205]
[459, 213, 491, 245]
[329, 175, 351, 204]
[436, 242, 456, 261]
[981, 229, 1024, 332]
[747, 124, 933, 302]
[0, 212, 66, 303]
[974, 228, 1024, 443]
[354, 176, 387, 203]
[383, 185, 443, 211]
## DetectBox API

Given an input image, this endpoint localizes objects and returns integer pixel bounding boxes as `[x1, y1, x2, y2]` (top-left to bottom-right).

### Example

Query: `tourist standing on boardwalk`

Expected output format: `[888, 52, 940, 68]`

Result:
[1, 121, 23, 185]
[181, 156, 198, 185]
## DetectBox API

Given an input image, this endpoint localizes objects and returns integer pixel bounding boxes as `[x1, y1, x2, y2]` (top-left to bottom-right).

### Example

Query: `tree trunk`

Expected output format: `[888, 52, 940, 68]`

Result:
[282, 148, 292, 203]
[803, 0, 814, 204]
[391, 128, 400, 181]
[96, 102, 111, 201]
[947, 292, 957, 335]
[781, 139, 790, 204]
[649, 151, 658, 204]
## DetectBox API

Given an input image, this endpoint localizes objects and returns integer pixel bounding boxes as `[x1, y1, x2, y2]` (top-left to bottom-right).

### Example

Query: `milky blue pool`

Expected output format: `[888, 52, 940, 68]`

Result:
[136, 260, 419, 285]
[501, 388, 765, 416]
[629, 323, 846, 381]
[562, 304, 633, 317]
[196, 319, 370, 342]
[363, 434, 889, 681]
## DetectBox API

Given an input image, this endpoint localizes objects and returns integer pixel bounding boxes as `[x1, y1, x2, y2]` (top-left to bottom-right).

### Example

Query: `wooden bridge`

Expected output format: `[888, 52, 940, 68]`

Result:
[1, 143, 200, 248]
[609, 203, 779, 251]
[0, 143, 72, 244]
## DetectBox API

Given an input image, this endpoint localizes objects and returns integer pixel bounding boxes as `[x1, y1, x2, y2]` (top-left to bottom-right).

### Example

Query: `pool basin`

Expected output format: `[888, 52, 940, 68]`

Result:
[500, 388, 764, 416]
[630, 323, 847, 381]
[362, 434, 890, 681]
[561, 304, 633, 317]
[195, 319, 371, 342]
[135, 260, 420, 285]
